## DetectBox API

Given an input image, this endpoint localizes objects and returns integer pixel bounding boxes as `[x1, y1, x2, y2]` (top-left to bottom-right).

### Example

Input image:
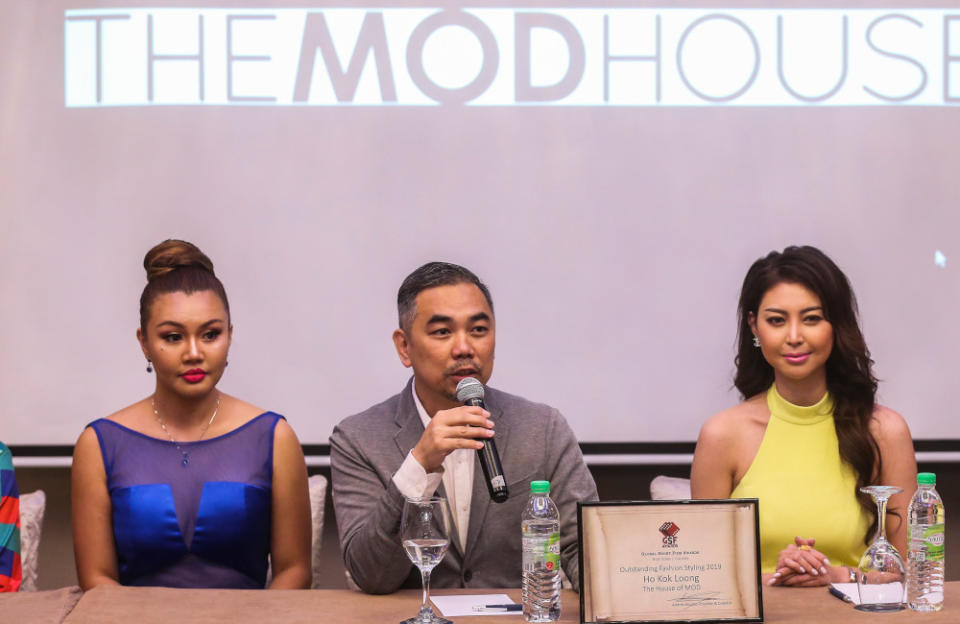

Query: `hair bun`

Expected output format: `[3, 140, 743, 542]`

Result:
[144, 240, 215, 282]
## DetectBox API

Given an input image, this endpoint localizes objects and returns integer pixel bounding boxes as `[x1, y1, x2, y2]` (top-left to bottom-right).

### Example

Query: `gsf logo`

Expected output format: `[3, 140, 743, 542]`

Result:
[659, 521, 680, 548]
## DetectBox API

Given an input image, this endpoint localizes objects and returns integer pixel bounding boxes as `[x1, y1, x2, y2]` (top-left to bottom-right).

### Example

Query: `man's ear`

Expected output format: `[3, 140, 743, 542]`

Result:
[393, 328, 413, 368]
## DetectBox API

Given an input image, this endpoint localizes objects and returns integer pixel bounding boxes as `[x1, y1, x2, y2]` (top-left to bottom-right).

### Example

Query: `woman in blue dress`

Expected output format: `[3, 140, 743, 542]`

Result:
[72, 240, 311, 590]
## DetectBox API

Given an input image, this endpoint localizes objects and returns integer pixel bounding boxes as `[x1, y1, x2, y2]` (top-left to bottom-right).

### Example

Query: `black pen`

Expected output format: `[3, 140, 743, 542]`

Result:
[828, 586, 854, 604]
[473, 604, 523, 612]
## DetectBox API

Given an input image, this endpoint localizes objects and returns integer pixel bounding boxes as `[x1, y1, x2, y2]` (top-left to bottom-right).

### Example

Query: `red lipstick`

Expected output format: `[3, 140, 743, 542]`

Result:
[182, 369, 206, 383]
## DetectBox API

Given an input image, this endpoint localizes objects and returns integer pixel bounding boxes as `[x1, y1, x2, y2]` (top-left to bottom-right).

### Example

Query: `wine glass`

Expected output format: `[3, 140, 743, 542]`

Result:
[401, 497, 453, 624]
[854, 486, 906, 612]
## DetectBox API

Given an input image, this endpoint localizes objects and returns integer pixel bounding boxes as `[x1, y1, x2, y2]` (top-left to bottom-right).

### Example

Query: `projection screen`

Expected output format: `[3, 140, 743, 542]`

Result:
[1, 0, 958, 448]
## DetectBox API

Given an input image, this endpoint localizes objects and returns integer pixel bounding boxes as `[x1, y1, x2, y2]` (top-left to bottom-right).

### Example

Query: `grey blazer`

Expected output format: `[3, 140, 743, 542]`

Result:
[330, 379, 598, 594]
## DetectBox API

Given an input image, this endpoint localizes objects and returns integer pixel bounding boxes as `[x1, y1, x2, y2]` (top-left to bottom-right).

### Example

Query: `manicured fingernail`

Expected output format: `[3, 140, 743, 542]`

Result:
[799, 567, 806, 574]
[821, 567, 828, 575]
[773, 572, 781, 578]
[810, 568, 818, 576]
[768, 578, 776, 586]
[823, 558, 831, 565]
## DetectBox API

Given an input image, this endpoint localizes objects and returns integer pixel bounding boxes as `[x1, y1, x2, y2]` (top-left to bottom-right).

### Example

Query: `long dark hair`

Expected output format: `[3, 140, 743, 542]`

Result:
[734, 246, 880, 544]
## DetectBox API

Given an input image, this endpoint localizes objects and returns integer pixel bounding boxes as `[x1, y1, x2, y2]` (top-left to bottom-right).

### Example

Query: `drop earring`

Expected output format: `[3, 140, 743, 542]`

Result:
[752, 337, 761, 348]
[146, 359, 153, 373]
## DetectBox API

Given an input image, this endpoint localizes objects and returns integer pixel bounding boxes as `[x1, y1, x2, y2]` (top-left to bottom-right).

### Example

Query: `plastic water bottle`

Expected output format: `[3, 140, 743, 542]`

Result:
[907, 472, 945, 611]
[522, 480, 561, 622]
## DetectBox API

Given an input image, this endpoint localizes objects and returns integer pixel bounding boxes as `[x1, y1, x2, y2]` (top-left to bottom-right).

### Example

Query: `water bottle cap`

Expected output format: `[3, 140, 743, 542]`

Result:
[530, 480, 550, 494]
[917, 472, 936, 485]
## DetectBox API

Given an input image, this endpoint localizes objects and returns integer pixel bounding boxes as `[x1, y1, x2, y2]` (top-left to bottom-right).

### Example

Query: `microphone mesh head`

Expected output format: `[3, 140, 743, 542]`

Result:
[456, 377, 485, 402]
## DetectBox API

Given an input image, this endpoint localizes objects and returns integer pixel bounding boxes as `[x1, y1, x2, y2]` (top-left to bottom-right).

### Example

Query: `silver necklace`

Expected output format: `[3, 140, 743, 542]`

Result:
[152, 394, 220, 467]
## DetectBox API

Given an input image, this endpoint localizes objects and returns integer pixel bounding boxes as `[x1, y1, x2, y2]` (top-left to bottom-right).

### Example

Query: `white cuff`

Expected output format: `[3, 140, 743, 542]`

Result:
[392, 450, 443, 499]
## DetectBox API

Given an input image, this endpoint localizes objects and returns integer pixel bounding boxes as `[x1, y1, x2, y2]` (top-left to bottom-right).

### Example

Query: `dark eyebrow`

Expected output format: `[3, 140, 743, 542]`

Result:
[155, 321, 184, 329]
[424, 312, 490, 325]
[762, 306, 823, 314]
[425, 314, 453, 325]
[154, 319, 225, 329]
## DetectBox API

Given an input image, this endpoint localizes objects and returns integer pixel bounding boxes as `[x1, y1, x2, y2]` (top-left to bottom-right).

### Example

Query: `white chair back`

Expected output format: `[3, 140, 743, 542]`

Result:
[19, 490, 46, 592]
[649, 476, 691, 500]
[263, 474, 327, 588]
[307, 474, 327, 589]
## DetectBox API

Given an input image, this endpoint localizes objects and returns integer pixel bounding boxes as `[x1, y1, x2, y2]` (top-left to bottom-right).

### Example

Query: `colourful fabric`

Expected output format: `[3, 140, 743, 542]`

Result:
[730, 385, 871, 573]
[0, 442, 22, 592]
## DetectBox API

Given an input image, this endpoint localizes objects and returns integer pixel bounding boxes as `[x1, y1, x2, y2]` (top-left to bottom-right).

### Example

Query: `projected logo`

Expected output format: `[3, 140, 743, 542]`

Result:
[659, 521, 680, 548]
[63, 8, 960, 107]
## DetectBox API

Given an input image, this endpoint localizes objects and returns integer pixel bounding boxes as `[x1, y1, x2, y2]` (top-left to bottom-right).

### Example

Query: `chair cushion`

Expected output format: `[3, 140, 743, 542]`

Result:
[308, 474, 327, 589]
[19, 490, 45, 592]
[649, 476, 691, 501]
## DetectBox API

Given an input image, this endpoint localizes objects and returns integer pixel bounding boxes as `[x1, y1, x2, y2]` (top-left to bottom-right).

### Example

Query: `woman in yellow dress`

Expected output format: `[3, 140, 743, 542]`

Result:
[691, 246, 917, 587]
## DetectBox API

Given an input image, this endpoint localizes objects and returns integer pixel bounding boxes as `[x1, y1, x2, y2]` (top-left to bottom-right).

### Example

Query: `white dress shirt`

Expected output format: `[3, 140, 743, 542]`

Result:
[391, 380, 475, 550]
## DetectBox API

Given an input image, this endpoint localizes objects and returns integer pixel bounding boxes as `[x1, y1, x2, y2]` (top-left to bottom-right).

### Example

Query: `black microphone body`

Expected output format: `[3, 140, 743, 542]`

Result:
[459, 389, 509, 504]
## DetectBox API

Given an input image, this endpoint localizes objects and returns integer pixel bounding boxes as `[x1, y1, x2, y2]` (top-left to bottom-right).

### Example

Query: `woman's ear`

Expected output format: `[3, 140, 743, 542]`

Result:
[137, 327, 148, 357]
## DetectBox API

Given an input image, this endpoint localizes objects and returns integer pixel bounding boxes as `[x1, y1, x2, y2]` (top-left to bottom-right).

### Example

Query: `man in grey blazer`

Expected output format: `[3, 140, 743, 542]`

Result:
[330, 262, 597, 594]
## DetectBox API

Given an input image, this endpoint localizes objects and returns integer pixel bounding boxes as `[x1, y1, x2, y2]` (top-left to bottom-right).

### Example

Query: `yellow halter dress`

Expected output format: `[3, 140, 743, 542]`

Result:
[730, 385, 871, 573]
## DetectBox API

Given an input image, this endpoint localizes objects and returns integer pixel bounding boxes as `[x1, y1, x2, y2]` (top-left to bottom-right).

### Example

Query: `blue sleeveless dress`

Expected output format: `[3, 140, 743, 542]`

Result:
[88, 412, 282, 588]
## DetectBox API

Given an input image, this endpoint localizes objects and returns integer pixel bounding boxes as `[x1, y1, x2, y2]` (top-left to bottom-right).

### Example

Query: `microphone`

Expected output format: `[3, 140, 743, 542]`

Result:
[456, 377, 508, 503]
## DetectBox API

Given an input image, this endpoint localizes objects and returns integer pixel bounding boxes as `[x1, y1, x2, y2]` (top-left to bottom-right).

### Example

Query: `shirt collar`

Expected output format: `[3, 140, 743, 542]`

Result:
[411, 378, 431, 429]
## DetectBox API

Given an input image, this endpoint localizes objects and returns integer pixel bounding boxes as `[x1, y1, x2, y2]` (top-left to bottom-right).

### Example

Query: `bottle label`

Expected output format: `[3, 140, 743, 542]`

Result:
[523, 532, 561, 571]
[545, 532, 561, 570]
[910, 524, 945, 562]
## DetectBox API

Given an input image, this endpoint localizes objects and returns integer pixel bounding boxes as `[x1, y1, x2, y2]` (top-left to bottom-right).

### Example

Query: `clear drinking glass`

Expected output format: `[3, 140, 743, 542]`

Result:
[855, 486, 906, 612]
[401, 497, 453, 624]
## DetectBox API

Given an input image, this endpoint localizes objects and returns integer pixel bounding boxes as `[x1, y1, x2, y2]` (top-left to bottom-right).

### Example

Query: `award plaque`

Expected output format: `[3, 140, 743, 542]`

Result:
[578, 500, 762, 623]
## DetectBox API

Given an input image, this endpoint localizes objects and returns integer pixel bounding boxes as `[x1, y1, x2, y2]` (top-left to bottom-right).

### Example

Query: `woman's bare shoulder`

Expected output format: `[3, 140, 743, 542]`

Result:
[870, 404, 913, 444]
[220, 394, 270, 421]
[699, 394, 768, 442]
[100, 398, 152, 428]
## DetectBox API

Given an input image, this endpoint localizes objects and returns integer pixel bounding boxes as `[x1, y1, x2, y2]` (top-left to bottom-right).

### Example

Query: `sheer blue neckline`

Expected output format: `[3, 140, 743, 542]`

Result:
[92, 411, 277, 446]
[91, 412, 281, 587]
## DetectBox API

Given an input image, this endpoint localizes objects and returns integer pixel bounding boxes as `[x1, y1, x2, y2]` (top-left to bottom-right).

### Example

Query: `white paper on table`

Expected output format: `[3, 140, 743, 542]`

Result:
[430, 593, 517, 616]
[829, 582, 905, 606]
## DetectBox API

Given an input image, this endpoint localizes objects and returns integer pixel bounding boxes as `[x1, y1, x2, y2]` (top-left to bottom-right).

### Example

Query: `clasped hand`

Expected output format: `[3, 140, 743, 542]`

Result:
[411, 406, 494, 473]
[769, 537, 838, 586]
